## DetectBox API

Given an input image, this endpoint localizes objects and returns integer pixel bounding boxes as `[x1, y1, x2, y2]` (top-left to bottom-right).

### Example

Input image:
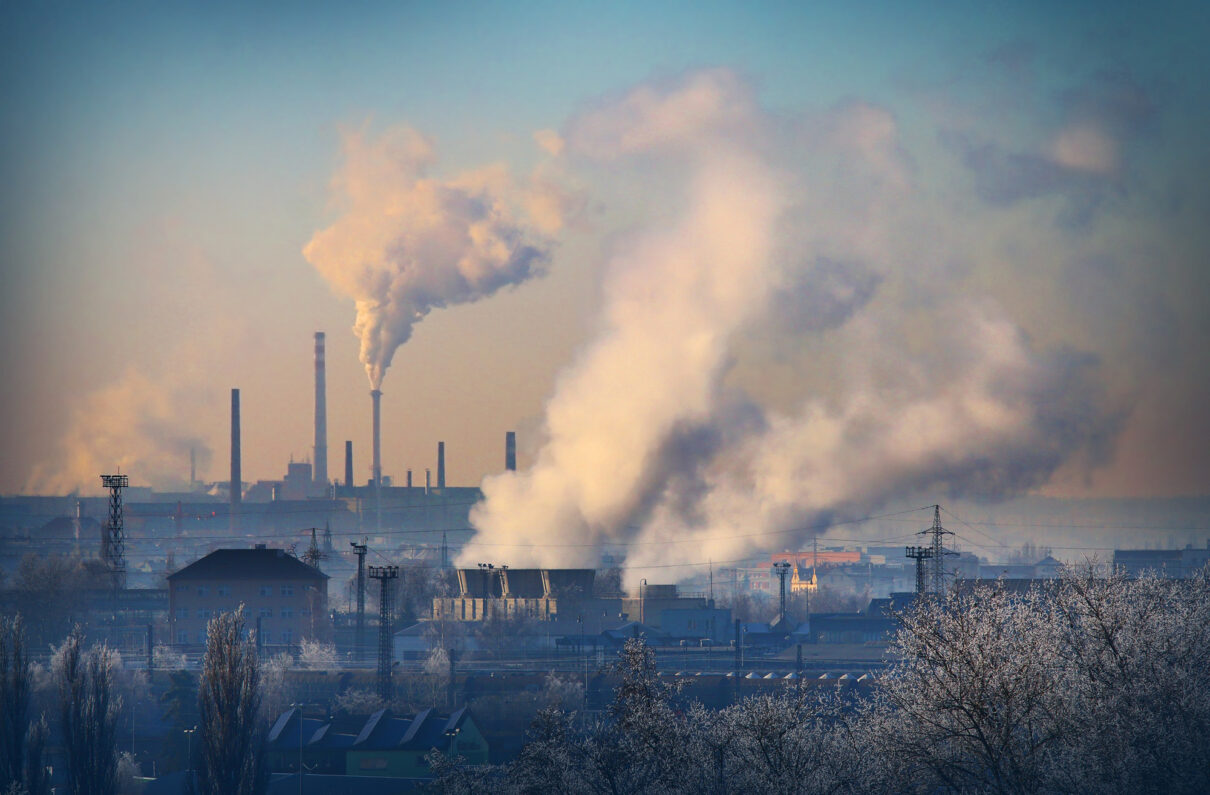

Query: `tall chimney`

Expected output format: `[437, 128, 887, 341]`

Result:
[313, 332, 328, 487]
[370, 390, 382, 487]
[344, 440, 354, 489]
[407, 469, 413, 488]
[505, 431, 517, 471]
[437, 442, 446, 489]
[425, 468, 431, 495]
[230, 388, 241, 528]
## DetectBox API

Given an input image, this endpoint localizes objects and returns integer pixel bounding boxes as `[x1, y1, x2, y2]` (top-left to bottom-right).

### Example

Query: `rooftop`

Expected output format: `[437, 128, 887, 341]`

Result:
[167, 547, 328, 582]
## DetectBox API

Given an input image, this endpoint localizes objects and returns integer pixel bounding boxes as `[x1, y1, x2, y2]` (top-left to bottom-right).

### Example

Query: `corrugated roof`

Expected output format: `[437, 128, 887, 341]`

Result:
[168, 548, 328, 581]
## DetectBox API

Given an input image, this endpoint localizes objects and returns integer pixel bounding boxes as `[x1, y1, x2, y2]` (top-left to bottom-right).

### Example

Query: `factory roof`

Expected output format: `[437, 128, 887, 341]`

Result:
[168, 547, 328, 581]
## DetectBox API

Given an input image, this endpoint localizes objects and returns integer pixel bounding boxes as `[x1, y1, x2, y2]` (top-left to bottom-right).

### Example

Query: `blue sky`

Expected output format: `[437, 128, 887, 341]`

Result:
[2, 0, 1208, 512]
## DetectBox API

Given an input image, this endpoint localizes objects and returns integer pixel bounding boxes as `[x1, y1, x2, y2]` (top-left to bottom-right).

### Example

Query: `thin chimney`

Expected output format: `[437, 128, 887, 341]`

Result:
[370, 390, 382, 487]
[344, 440, 354, 489]
[407, 469, 413, 488]
[230, 388, 241, 528]
[505, 431, 517, 471]
[313, 332, 328, 487]
[425, 468, 431, 495]
[437, 441, 446, 489]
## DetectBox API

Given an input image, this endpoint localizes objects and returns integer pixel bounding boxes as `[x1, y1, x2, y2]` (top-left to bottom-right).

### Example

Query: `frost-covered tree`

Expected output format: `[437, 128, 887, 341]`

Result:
[297, 639, 336, 670]
[55, 628, 120, 795]
[0, 615, 49, 795]
[1049, 567, 1210, 794]
[195, 608, 266, 795]
[1, 615, 32, 790]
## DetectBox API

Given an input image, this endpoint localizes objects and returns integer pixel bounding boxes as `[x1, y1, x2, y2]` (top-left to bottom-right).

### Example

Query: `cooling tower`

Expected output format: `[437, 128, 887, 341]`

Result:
[313, 332, 328, 486]
[370, 389, 382, 487]
[505, 431, 517, 471]
[437, 441, 446, 489]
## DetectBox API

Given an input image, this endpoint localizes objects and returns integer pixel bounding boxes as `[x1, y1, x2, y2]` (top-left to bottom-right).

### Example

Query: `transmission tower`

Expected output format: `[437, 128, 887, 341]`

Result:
[907, 505, 956, 595]
[368, 565, 398, 702]
[302, 528, 324, 568]
[350, 540, 367, 662]
[927, 505, 956, 594]
[100, 474, 129, 590]
[773, 561, 791, 625]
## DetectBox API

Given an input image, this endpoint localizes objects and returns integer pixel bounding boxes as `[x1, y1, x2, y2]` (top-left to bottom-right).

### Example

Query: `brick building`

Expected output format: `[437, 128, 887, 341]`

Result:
[167, 545, 329, 651]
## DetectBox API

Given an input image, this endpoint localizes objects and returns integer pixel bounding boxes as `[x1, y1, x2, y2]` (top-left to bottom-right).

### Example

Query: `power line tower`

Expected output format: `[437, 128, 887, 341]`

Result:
[927, 505, 956, 595]
[350, 540, 367, 663]
[302, 528, 325, 568]
[100, 474, 129, 591]
[906, 505, 956, 595]
[773, 561, 791, 626]
[368, 565, 398, 702]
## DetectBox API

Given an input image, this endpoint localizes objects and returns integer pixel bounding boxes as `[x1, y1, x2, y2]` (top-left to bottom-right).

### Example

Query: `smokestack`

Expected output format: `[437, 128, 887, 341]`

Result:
[425, 468, 431, 495]
[190, 446, 196, 485]
[314, 332, 328, 486]
[344, 441, 354, 489]
[371, 390, 382, 487]
[437, 442, 446, 489]
[505, 431, 516, 471]
[230, 388, 241, 526]
[407, 469, 412, 488]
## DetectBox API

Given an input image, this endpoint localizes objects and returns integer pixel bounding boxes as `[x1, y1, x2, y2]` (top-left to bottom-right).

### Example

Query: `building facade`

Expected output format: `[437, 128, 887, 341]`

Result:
[167, 545, 329, 651]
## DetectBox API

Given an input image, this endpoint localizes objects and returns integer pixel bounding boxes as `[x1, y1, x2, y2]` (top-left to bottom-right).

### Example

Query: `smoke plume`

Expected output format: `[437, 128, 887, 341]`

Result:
[304, 125, 563, 389]
[462, 68, 1120, 583]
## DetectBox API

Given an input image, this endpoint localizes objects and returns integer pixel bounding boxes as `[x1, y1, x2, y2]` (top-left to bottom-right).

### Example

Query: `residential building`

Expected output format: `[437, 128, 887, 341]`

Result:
[167, 545, 329, 652]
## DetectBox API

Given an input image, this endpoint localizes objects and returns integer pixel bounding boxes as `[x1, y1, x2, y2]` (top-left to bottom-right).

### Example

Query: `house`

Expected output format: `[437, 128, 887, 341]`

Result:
[167, 545, 329, 652]
[266, 707, 487, 779]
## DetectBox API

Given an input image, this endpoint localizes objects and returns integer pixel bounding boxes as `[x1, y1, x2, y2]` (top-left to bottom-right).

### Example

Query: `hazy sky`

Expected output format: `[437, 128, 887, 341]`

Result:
[2, 0, 1207, 507]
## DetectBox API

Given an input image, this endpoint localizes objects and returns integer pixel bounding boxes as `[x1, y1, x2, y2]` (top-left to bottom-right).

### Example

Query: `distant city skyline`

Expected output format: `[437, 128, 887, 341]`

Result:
[2, 0, 1207, 520]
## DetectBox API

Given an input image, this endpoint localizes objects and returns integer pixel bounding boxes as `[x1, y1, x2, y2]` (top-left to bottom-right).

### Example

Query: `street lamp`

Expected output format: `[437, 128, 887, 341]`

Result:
[183, 725, 196, 778]
[290, 703, 306, 795]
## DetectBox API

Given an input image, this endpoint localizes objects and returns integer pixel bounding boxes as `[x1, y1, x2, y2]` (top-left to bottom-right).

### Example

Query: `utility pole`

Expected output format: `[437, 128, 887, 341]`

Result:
[100, 474, 129, 593]
[351, 541, 367, 663]
[905, 545, 934, 595]
[368, 565, 398, 702]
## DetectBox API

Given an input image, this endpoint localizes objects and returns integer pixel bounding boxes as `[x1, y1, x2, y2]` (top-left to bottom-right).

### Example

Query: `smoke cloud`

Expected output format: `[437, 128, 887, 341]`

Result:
[304, 125, 564, 389]
[461, 68, 1121, 583]
[26, 366, 214, 495]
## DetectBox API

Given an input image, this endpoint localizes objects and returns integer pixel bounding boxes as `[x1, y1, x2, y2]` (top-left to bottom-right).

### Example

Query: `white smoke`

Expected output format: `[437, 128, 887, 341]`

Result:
[26, 366, 214, 495]
[461, 68, 1119, 583]
[304, 125, 567, 389]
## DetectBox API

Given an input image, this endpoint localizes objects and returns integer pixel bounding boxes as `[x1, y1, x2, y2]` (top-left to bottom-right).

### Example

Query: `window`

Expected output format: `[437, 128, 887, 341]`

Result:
[260, 585, 272, 597]
[303, 584, 315, 592]
[259, 608, 272, 618]
[300, 608, 311, 617]
[358, 758, 388, 770]
[217, 585, 231, 597]
[175, 585, 188, 593]
[176, 608, 187, 619]
[177, 631, 187, 644]
[197, 630, 207, 643]
[280, 607, 293, 619]
[197, 585, 209, 597]
[260, 630, 271, 643]
[281, 629, 293, 644]
[281, 584, 294, 597]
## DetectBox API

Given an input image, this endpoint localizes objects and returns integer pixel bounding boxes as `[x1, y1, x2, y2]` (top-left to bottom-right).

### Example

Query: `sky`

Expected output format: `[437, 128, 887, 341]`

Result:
[2, 2, 1208, 564]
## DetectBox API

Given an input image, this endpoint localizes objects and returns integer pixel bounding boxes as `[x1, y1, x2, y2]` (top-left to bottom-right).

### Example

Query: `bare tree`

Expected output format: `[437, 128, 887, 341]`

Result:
[55, 628, 120, 795]
[195, 608, 266, 795]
